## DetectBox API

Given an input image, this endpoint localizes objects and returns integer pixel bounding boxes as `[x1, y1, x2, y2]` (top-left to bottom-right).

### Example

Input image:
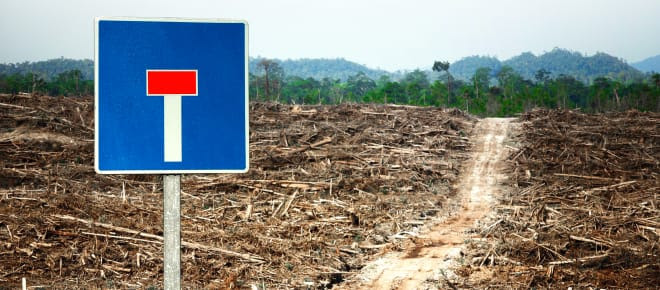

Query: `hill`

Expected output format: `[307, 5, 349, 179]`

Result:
[2, 57, 389, 82]
[249, 57, 393, 81]
[504, 49, 643, 83]
[631, 54, 660, 73]
[449, 48, 644, 83]
[446, 55, 501, 80]
[0, 58, 93, 80]
[1, 49, 649, 84]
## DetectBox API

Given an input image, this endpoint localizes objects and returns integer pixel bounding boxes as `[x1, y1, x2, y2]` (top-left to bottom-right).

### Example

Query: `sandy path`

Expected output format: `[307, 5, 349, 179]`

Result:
[351, 118, 513, 289]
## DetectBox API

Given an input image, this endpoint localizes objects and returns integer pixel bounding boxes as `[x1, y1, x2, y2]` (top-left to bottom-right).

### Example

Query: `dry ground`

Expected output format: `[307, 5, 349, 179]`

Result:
[2, 94, 656, 289]
[343, 118, 514, 289]
[456, 109, 659, 289]
[0, 94, 475, 288]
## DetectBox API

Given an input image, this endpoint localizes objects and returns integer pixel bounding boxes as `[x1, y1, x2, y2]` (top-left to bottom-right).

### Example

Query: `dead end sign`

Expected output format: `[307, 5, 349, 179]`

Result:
[95, 18, 248, 174]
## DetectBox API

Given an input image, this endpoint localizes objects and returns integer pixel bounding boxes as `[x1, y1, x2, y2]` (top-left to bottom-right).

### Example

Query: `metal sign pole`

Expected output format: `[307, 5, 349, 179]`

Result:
[163, 174, 181, 289]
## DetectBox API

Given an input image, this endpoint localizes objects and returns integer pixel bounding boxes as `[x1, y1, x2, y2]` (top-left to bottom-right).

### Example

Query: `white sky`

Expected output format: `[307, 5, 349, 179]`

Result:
[1, 0, 659, 71]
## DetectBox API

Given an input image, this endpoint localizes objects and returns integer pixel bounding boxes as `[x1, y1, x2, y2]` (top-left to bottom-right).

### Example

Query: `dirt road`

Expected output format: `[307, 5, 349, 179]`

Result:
[351, 118, 514, 289]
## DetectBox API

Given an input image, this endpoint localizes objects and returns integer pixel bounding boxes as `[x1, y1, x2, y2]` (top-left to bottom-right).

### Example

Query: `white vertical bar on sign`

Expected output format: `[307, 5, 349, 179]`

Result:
[163, 95, 182, 162]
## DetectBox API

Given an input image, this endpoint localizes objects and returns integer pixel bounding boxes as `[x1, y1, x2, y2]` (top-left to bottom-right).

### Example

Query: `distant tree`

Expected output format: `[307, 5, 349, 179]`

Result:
[433, 61, 451, 105]
[496, 66, 525, 99]
[432, 61, 450, 74]
[402, 70, 430, 105]
[346, 72, 376, 102]
[257, 59, 284, 102]
[70, 70, 81, 95]
[472, 67, 491, 100]
[330, 81, 347, 104]
[534, 69, 552, 84]
[430, 81, 447, 107]
[496, 66, 514, 87]
[3, 73, 27, 94]
[0, 74, 6, 92]
[382, 81, 405, 104]
[652, 73, 660, 88]
[257, 59, 274, 100]
[248, 73, 260, 100]
[318, 77, 338, 104]
[486, 87, 502, 116]
[26, 72, 47, 95]
[50, 70, 83, 96]
[376, 75, 391, 88]
[281, 76, 321, 104]
[591, 76, 612, 111]
[551, 74, 588, 109]
[371, 75, 392, 103]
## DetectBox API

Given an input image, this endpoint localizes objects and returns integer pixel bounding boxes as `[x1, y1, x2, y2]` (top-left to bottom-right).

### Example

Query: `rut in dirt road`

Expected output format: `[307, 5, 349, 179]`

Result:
[352, 118, 514, 290]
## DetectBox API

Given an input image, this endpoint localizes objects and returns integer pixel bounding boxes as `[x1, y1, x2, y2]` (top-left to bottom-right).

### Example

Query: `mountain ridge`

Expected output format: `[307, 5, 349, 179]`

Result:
[0, 48, 653, 83]
[631, 54, 660, 73]
[449, 48, 645, 83]
[249, 57, 395, 81]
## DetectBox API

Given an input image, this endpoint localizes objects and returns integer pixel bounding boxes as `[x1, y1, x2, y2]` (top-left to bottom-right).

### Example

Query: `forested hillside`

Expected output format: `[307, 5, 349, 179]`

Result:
[2, 49, 658, 115]
[0, 58, 93, 80]
[447, 56, 501, 81]
[249, 57, 394, 81]
[632, 54, 660, 73]
[1, 57, 386, 82]
[449, 48, 644, 82]
[1, 48, 649, 84]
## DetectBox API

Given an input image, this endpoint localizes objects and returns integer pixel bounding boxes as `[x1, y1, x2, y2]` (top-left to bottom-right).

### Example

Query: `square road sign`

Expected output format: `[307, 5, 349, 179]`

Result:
[95, 17, 249, 174]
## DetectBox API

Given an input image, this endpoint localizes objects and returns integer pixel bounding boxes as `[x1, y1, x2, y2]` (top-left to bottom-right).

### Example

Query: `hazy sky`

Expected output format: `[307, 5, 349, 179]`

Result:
[1, 0, 659, 71]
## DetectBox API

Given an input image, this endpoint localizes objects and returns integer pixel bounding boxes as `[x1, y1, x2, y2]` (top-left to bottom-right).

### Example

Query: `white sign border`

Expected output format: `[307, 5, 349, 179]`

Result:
[94, 17, 249, 174]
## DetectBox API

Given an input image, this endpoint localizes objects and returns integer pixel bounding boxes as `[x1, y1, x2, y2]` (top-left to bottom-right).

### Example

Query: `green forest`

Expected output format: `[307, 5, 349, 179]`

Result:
[0, 69, 93, 97]
[1, 50, 659, 116]
[249, 59, 659, 115]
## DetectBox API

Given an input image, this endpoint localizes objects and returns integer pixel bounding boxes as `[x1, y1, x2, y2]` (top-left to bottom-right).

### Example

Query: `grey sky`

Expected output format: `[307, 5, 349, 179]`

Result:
[1, 0, 659, 71]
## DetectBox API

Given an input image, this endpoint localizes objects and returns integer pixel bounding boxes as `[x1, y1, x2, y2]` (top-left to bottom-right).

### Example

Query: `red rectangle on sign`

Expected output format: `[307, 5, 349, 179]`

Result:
[147, 70, 198, 95]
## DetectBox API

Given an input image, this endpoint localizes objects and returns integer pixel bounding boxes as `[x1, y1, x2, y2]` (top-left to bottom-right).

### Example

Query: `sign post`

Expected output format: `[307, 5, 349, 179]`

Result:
[163, 174, 181, 289]
[95, 18, 249, 289]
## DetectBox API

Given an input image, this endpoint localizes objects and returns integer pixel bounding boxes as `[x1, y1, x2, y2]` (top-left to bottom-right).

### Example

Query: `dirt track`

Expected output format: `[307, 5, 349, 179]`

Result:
[351, 118, 513, 289]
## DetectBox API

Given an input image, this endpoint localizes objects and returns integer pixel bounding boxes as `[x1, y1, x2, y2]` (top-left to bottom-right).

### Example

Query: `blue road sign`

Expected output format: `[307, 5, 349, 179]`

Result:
[95, 18, 249, 174]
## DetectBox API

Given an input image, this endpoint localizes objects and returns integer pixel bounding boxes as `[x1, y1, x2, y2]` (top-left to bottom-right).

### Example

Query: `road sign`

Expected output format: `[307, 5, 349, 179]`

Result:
[95, 17, 249, 174]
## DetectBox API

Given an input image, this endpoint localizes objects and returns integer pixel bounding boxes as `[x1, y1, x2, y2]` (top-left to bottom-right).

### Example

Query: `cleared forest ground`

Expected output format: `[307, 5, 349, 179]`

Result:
[0, 94, 475, 288]
[2, 93, 657, 289]
[458, 109, 659, 289]
[345, 118, 513, 289]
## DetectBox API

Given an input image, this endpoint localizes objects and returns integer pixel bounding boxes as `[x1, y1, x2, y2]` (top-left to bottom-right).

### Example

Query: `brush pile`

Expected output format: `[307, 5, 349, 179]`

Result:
[463, 109, 659, 288]
[0, 94, 474, 288]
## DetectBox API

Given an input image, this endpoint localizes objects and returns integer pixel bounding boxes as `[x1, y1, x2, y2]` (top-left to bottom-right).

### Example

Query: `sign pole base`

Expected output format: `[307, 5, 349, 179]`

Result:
[163, 174, 181, 290]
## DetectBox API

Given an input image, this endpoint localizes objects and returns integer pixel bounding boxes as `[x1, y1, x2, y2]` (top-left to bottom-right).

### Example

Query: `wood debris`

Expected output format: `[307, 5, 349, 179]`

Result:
[460, 109, 659, 289]
[0, 94, 475, 288]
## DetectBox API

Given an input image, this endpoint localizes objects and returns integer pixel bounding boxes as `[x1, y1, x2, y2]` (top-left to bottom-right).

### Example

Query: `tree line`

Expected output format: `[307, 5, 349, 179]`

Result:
[251, 59, 659, 115]
[1, 61, 658, 116]
[0, 69, 92, 97]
